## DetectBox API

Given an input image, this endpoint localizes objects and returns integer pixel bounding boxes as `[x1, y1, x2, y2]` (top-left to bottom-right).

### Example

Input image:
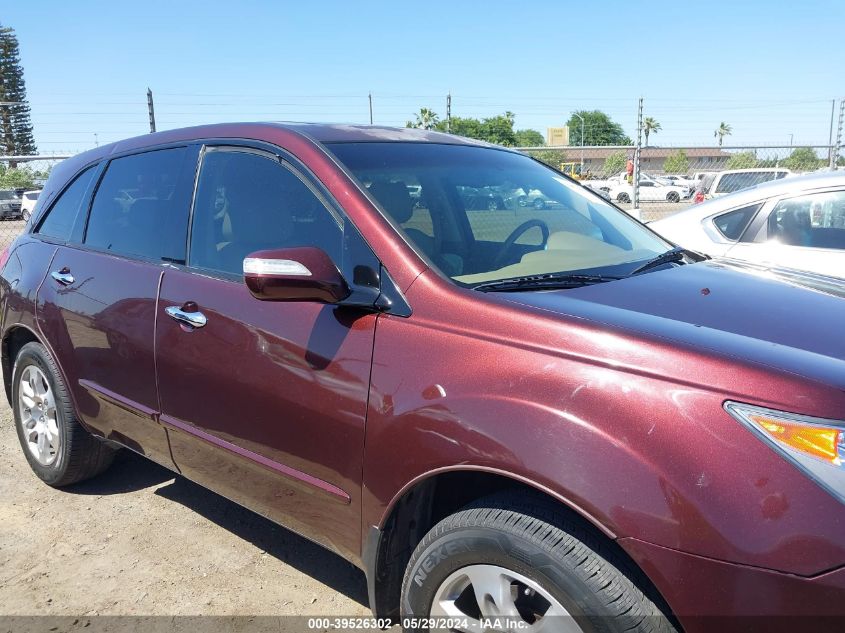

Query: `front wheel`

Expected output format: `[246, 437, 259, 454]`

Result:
[12, 341, 116, 486]
[666, 192, 680, 203]
[616, 192, 631, 203]
[401, 492, 676, 632]
[22, 209, 31, 221]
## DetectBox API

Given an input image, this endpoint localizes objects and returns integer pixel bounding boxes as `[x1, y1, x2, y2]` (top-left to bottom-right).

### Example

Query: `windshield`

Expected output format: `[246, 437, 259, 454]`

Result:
[329, 142, 669, 285]
[0, 191, 17, 200]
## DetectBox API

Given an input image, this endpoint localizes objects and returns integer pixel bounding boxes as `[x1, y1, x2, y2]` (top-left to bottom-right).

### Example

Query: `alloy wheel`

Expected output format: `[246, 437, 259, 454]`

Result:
[430, 564, 582, 632]
[18, 365, 60, 466]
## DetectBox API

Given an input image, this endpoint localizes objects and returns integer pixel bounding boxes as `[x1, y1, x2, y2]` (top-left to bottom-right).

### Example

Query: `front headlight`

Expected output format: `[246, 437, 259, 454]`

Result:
[726, 402, 845, 503]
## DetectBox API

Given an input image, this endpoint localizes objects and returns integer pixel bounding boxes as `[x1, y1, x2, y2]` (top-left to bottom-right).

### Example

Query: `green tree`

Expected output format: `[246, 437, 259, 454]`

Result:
[783, 147, 823, 171]
[714, 122, 732, 147]
[0, 164, 36, 188]
[514, 129, 545, 147]
[0, 24, 37, 167]
[603, 151, 627, 176]
[663, 150, 690, 174]
[442, 116, 482, 139]
[434, 112, 518, 146]
[643, 117, 661, 147]
[479, 112, 517, 146]
[526, 149, 566, 169]
[566, 110, 632, 146]
[726, 151, 758, 169]
[406, 107, 440, 130]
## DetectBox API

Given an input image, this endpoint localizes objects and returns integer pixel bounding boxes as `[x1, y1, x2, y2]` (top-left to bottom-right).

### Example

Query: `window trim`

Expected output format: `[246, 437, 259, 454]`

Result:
[183, 142, 347, 283]
[78, 144, 200, 266]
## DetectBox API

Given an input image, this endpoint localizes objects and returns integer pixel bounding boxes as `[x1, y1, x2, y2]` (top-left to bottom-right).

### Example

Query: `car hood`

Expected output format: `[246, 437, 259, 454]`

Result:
[500, 258, 845, 389]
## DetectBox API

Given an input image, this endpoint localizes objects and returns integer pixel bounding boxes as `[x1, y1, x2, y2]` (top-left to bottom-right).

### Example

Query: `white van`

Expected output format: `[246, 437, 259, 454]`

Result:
[695, 168, 791, 202]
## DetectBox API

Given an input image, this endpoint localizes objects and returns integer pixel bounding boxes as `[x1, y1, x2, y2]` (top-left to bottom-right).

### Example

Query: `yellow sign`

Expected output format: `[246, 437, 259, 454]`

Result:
[547, 126, 569, 146]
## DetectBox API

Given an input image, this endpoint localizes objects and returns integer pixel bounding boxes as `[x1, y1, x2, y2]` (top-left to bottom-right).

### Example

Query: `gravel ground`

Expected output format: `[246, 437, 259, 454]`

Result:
[0, 385, 373, 623]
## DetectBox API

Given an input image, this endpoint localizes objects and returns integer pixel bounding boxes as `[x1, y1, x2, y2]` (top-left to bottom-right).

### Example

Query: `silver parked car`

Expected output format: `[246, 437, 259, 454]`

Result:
[650, 171, 845, 278]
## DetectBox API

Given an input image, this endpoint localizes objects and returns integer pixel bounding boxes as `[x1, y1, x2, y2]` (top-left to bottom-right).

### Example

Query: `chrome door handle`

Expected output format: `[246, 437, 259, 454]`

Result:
[165, 305, 207, 329]
[50, 270, 74, 286]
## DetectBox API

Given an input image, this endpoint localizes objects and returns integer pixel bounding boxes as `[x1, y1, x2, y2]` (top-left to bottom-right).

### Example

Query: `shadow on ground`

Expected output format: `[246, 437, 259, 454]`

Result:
[65, 449, 369, 607]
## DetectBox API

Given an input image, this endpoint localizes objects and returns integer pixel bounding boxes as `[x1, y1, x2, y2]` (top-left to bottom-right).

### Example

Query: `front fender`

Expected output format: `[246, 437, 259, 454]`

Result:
[361, 309, 845, 577]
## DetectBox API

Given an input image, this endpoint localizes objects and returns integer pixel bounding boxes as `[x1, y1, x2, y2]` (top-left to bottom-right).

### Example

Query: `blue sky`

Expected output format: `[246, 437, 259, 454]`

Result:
[5, 0, 844, 152]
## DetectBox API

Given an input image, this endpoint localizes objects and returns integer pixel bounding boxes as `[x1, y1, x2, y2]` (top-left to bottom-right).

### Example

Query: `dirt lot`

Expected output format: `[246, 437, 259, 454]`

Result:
[0, 386, 373, 623]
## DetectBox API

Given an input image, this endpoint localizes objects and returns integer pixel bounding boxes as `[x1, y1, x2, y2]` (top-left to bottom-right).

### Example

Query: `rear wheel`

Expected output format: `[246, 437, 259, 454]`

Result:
[13, 342, 116, 486]
[666, 192, 680, 203]
[617, 192, 631, 203]
[401, 492, 676, 632]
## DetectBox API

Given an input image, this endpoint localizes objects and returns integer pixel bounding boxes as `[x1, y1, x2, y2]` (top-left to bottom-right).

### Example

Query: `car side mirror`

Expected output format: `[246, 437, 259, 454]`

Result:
[243, 247, 350, 303]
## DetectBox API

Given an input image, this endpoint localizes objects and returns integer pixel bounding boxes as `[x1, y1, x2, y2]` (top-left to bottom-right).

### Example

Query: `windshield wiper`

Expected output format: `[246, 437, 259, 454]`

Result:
[628, 247, 697, 276]
[473, 272, 622, 292]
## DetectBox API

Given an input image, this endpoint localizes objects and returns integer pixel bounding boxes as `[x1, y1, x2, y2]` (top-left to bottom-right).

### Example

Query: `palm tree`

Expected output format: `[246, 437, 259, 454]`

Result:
[643, 117, 661, 146]
[714, 122, 732, 147]
[406, 108, 440, 130]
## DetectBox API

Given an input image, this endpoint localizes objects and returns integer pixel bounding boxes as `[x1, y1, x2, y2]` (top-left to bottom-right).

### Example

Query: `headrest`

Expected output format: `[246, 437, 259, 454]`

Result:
[368, 180, 414, 224]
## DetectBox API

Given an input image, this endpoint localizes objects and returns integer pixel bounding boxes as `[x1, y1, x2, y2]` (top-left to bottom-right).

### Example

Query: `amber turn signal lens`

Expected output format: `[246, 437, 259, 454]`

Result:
[749, 414, 842, 465]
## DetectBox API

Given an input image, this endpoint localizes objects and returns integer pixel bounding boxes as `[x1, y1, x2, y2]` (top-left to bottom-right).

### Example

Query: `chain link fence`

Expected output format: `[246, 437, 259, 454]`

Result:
[0, 157, 67, 251]
[520, 144, 842, 222]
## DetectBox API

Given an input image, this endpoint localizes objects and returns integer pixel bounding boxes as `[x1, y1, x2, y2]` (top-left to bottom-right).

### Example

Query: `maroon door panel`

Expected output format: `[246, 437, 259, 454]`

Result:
[36, 246, 174, 467]
[155, 267, 375, 563]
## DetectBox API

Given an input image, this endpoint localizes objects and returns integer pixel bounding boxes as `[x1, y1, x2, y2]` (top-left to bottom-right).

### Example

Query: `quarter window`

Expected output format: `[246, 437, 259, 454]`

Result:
[712, 204, 761, 241]
[36, 166, 97, 241]
[84, 148, 194, 261]
[188, 149, 343, 276]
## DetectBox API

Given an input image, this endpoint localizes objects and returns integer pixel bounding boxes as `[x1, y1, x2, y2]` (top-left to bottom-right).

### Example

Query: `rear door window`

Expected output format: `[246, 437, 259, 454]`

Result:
[84, 147, 196, 262]
[759, 190, 845, 249]
[35, 166, 98, 241]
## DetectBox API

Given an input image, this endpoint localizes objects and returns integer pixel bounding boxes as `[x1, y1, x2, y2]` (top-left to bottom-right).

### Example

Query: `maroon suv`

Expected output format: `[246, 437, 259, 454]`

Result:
[2, 123, 845, 633]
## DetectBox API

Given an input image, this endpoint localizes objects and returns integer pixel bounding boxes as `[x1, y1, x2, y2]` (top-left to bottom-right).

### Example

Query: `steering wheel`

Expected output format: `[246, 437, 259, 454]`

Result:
[492, 219, 550, 270]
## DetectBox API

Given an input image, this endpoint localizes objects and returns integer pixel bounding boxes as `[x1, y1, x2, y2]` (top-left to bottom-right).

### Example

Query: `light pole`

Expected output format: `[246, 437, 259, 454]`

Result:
[572, 113, 585, 172]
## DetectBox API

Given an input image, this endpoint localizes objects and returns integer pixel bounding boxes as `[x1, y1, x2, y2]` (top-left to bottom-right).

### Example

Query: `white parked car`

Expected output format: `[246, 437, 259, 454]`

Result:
[660, 174, 696, 189]
[20, 190, 41, 221]
[650, 171, 845, 279]
[609, 179, 688, 203]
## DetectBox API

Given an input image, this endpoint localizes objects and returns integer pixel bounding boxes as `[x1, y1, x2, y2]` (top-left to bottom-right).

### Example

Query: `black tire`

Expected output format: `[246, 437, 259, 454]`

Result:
[533, 198, 546, 210]
[22, 210, 30, 222]
[666, 192, 680, 203]
[617, 192, 631, 203]
[12, 341, 116, 487]
[401, 492, 676, 633]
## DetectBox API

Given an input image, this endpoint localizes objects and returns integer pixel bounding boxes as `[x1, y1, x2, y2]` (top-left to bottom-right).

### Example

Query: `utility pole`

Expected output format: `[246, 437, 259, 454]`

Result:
[633, 97, 643, 208]
[446, 93, 451, 133]
[834, 99, 844, 171]
[572, 112, 585, 171]
[368, 92, 373, 125]
[146, 88, 156, 133]
[829, 98, 838, 169]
